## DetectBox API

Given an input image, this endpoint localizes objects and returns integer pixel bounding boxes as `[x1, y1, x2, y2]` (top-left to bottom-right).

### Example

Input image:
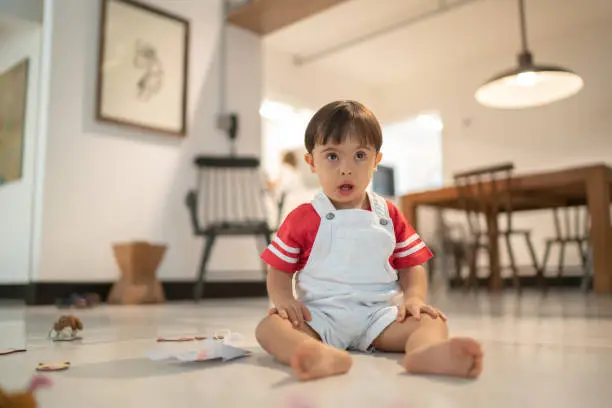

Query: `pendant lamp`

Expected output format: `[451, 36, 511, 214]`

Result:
[475, 0, 583, 109]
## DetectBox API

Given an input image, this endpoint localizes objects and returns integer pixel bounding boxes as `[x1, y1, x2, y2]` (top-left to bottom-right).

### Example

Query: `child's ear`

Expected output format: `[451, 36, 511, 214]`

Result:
[374, 151, 383, 169]
[304, 153, 315, 172]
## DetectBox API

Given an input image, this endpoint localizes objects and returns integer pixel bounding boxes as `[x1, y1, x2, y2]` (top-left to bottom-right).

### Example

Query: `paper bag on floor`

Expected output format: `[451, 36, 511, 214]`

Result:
[147, 339, 250, 363]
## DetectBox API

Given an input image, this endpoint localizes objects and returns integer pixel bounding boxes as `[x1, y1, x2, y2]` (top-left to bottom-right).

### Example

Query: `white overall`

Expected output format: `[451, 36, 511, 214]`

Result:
[295, 190, 401, 351]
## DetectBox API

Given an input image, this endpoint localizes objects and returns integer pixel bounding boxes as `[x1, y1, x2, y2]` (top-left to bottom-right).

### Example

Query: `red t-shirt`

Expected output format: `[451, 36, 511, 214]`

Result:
[261, 200, 433, 274]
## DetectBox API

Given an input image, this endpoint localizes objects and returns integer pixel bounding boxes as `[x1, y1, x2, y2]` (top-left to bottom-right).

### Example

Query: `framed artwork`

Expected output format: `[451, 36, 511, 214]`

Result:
[96, 0, 190, 136]
[0, 58, 29, 185]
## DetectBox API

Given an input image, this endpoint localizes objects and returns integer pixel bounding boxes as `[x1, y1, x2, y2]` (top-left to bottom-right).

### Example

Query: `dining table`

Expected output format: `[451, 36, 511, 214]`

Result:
[400, 163, 612, 293]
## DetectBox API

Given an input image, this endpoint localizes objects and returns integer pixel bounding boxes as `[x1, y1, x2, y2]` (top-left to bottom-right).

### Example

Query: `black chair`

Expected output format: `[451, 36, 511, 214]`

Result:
[185, 155, 274, 301]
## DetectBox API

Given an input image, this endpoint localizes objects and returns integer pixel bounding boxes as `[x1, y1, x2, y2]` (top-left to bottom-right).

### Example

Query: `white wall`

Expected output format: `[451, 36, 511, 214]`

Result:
[261, 49, 389, 224]
[0, 28, 41, 283]
[380, 115, 444, 197]
[34, 0, 263, 282]
[378, 22, 612, 275]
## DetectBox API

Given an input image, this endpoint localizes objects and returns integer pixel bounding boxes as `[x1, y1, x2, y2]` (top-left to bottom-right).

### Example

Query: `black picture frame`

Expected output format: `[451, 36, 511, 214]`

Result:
[96, 0, 190, 137]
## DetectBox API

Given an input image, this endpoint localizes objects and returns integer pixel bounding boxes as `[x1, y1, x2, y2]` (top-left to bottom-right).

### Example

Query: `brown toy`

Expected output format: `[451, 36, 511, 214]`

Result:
[48, 315, 83, 341]
[0, 376, 52, 408]
[53, 315, 82, 332]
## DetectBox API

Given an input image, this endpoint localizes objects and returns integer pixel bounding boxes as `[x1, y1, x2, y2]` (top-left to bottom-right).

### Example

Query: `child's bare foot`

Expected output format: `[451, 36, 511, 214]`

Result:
[290, 341, 352, 381]
[403, 337, 483, 378]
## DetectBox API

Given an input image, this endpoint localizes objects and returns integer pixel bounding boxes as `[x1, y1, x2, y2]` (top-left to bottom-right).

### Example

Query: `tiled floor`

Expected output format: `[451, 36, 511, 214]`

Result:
[1, 290, 611, 408]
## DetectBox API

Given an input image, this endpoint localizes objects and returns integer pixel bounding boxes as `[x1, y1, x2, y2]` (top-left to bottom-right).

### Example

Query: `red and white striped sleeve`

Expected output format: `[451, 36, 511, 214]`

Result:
[387, 201, 433, 269]
[260, 206, 306, 274]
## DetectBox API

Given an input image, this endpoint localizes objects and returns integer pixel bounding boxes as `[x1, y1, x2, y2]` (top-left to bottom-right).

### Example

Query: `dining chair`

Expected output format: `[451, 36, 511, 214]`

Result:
[453, 162, 542, 291]
[185, 155, 274, 301]
[541, 205, 590, 283]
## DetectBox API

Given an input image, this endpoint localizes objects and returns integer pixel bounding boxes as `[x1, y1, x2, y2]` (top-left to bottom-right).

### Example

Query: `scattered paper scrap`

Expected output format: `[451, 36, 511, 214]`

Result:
[36, 361, 70, 372]
[0, 348, 26, 356]
[193, 335, 227, 341]
[157, 330, 234, 343]
[157, 337, 195, 342]
[157, 336, 225, 342]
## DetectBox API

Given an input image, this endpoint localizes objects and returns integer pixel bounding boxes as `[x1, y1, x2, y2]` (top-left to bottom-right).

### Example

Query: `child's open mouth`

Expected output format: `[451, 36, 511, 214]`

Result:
[337, 183, 354, 195]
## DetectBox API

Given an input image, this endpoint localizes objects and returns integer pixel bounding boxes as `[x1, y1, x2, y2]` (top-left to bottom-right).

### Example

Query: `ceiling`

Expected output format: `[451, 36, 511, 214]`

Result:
[227, 0, 350, 35]
[263, 0, 612, 87]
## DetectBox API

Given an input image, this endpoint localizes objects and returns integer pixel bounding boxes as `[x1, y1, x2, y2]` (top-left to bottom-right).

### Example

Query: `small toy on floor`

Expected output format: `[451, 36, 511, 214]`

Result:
[48, 315, 83, 341]
[0, 375, 52, 408]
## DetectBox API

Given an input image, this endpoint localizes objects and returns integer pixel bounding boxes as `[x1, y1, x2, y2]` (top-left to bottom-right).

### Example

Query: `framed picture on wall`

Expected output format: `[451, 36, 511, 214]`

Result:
[96, 0, 190, 136]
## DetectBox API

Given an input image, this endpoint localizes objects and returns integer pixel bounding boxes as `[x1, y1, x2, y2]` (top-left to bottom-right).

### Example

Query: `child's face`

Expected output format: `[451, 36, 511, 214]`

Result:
[305, 137, 382, 209]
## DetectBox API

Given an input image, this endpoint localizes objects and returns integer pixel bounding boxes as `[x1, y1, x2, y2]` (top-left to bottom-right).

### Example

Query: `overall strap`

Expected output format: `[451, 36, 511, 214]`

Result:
[368, 191, 390, 222]
[311, 191, 337, 218]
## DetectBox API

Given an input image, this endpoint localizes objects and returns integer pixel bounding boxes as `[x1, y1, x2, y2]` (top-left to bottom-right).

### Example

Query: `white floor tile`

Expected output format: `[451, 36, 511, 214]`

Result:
[0, 292, 611, 408]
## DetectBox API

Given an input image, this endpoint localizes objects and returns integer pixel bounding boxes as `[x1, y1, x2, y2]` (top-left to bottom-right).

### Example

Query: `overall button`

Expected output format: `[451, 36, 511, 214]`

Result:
[379, 218, 388, 225]
[326, 213, 335, 220]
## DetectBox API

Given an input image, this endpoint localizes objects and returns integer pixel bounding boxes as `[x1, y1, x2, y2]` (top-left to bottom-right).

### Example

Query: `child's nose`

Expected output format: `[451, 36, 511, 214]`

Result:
[340, 168, 352, 176]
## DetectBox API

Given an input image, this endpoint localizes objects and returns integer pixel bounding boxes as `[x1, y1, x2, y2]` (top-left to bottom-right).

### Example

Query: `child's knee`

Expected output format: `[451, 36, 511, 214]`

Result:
[255, 314, 289, 341]
[415, 314, 448, 333]
[255, 315, 274, 338]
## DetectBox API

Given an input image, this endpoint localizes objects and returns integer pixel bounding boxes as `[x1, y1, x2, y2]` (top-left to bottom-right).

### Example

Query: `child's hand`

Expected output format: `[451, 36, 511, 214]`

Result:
[397, 296, 447, 322]
[268, 298, 312, 328]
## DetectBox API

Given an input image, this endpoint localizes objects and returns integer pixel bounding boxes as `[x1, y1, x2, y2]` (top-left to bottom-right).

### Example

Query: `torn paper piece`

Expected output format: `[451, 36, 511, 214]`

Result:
[0, 348, 26, 356]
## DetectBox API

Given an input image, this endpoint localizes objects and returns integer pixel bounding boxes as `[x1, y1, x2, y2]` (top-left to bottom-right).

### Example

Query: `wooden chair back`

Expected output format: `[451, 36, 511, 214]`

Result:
[453, 162, 515, 236]
[551, 205, 590, 240]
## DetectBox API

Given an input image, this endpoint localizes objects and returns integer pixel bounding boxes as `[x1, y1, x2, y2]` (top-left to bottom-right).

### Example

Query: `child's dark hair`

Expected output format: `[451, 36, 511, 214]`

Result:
[304, 100, 382, 154]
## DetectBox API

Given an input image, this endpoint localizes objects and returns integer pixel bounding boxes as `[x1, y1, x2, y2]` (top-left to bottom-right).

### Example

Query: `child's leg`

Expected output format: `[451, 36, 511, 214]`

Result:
[371, 313, 483, 378]
[255, 314, 352, 381]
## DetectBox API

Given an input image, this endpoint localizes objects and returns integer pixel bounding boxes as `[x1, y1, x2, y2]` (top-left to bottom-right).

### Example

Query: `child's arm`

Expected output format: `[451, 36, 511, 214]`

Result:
[397, 265, 446, 322]
[385, 200, 445, 321]
[398, 265, 428, 302]
[267, 267, 312, 327]
[267, 267, 295, 303]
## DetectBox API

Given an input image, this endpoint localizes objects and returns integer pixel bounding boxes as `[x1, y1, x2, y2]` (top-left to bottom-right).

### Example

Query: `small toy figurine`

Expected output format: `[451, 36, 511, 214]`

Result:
[0, 375, 52, 408]
[48, 315, 83, 341]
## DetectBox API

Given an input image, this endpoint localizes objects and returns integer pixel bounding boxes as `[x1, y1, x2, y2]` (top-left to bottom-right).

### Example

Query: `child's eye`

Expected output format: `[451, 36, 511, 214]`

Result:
[355, 151, 367, 160]
[327, 153, 338, 161]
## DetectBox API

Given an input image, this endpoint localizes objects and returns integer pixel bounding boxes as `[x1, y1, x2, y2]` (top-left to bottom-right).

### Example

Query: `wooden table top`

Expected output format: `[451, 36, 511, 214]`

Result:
[401, 163, 612, 212]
